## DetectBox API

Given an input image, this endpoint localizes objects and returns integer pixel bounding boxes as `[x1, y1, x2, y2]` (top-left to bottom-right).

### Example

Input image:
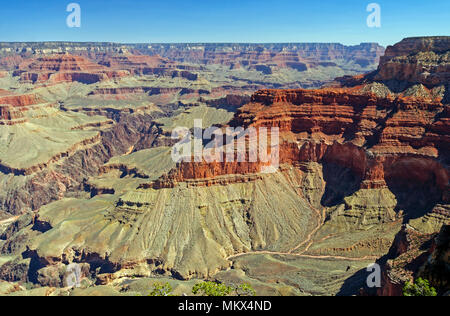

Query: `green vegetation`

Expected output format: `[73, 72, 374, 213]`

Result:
[235, 283, 257, 296]
[403, 278, 437, 296]
[192, 281, 233, 297]
[148, 282, 173, 296]
[192, 281, 256, 297]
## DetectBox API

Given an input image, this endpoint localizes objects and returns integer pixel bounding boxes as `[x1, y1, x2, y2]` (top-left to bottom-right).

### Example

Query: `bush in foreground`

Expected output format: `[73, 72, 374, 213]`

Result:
[192, 281, 256, 297]
[148, 282, 173, 296]
[403, 278, 437, 296]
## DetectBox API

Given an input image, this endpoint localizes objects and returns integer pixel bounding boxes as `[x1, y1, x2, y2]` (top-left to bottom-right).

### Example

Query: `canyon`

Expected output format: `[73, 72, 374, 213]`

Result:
[0, 37, 448, 296]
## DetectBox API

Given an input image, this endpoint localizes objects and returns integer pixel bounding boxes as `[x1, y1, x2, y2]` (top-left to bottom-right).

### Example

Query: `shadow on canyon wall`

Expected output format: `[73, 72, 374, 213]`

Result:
[320, 162, 362, 208]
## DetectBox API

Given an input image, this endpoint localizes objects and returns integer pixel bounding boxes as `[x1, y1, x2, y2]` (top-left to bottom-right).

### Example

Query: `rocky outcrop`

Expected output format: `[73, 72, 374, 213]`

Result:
[98, 54, 175, 71]
[419, 225, 450, 293]
[12, 53, 129, 84]
[155, 87, 448, 204]
[331, 37, 450, 100]
[0, 107, 27, 124]
[0, 133, 102, 176]
[380, 37, 450, 64]
[376, 225, 434, 296]
[374, 52, 449, 89]
[0, 111, 165, 215]
[0, 93, 43, 107]
[96, 53, 198, 80]
[0, 56, 25, 71]
[377, 224, 449, 296]
[203, 94, 252, 109]
[0, 93, 44, 125]
[36, 263, 91, 288]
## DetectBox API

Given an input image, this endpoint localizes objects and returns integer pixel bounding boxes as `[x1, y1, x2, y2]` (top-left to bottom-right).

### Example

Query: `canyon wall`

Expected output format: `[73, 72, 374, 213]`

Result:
[0, 42, 385, 73]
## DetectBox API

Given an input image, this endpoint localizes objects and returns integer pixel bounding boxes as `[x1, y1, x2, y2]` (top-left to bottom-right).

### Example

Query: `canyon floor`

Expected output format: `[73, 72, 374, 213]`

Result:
[0, 38, 448, 296]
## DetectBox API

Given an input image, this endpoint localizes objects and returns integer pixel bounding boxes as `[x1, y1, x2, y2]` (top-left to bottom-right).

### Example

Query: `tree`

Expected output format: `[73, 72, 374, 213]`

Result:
[235, 283, 256, 296]
[192, 281, 233, 297]
[403, 278, 437, 296]
[192, 281, 256, 297]
[148, 282, 173, 296]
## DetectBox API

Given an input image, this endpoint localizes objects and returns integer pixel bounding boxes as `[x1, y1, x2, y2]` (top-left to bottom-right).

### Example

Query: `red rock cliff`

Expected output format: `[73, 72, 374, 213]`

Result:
[153, 86, 449, 202]
[13, 53, 129, 84]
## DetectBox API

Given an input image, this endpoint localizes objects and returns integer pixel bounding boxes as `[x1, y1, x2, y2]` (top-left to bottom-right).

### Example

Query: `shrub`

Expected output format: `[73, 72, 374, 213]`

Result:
[192, 281, 233, 297]
[148, 282, 173, 296]
[235, 283, 256, 296]
[403, 278, 437, 296]
[192, 281, 256, 297]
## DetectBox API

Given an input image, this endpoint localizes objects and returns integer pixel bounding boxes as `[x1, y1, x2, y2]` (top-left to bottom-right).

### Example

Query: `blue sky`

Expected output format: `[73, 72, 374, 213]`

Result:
[0, 0, 448, 46]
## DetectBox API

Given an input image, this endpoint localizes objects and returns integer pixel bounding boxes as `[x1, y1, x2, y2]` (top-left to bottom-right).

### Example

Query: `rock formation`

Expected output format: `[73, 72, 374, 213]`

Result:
[0, 37, 448, 296]
[154, 87, 448, 204]
[0, 42, 385, 76]
[376, 224, 449, 296]
[12, 53, 129, 84]
[140, 37, 449, 293]
[331, 36, 450, 101]
[96, 53, 198, 80]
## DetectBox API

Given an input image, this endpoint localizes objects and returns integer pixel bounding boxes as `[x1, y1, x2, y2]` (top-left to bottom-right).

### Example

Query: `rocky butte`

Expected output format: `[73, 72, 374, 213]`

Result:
[12, 53, 130, 84]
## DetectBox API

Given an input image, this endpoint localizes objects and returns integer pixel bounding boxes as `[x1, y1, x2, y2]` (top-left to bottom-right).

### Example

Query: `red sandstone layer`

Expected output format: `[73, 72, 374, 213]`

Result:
[0, 93, 43, 107]
[150, 88, 449, 200]
[98, 54, 175, 72]
[13, 53, 130, 84]
[0, 93, 46, 125]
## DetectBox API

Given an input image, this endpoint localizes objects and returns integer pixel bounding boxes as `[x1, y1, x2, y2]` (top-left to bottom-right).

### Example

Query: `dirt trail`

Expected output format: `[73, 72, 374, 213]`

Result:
[288, 173, 326, 254]
[227, 174, 378, 262]
[227, 251, 378, 261]
[288, 203, 324, 254]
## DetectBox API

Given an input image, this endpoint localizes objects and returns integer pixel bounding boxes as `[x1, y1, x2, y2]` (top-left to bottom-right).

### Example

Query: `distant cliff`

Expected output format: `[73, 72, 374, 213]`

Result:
[0, 42, 385, 73]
